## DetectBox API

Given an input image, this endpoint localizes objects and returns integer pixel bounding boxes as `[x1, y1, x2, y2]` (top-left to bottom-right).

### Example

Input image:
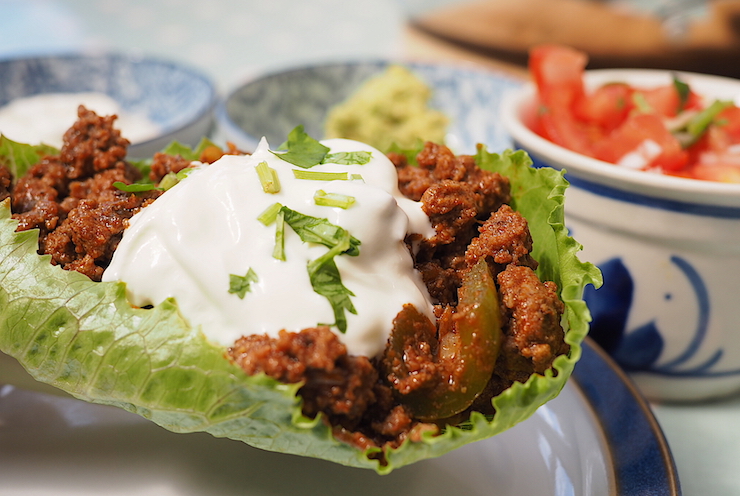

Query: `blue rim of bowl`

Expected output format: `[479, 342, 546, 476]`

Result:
[574, 338, 682, 495]
[520, 143, 740, 219]
[214, 58, 522, 152]
[0, 52, 218, 152]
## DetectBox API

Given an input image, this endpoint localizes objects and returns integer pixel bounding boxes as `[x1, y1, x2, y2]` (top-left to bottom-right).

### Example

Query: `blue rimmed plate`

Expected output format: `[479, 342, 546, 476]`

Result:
[0, 338, 680, 495]
[215, 60, 522, 155]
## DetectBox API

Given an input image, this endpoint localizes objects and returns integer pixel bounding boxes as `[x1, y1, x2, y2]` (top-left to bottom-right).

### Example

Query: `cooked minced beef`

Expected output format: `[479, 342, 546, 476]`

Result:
[4, 106, 230, 280]
[230, 142, 567, 449]
[3, 110, 567, 454]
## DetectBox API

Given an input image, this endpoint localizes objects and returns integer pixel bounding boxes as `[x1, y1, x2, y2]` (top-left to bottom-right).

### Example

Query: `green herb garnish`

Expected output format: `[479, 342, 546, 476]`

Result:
[673, 75, 691, 113]
[280, 207, 360, 256]
[257, 202, 283, 225]
[632, 92, 653, 113]
[674, 99, 734, 148]
[255, 161, 281, 194]
[228, 268, 258, 299]
[306, 231, 357, 333]
[314, 190, 356, 209]
[272, 125, 330, 168]
[323, 151, 372, 165]
[273, 126, 376, 168]
[112, 181, 160, 193]
[292, 170, 349, 181]
[273, 209, 286, 261]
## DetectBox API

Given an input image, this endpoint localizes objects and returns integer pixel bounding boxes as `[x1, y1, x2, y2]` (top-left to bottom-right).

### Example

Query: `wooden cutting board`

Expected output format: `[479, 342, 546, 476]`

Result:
[409, 0, 740, 77]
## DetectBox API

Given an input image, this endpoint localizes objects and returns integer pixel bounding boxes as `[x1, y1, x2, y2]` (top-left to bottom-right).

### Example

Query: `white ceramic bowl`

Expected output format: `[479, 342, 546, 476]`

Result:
[502, 69, 740, 402]
[215, 60, 521, 155]
[0, 53, 217, 158]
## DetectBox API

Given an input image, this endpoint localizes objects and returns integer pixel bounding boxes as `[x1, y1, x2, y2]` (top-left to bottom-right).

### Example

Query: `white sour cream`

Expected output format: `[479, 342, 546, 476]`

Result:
[0, 92, 160, 147]
[102, 138, 436, 358]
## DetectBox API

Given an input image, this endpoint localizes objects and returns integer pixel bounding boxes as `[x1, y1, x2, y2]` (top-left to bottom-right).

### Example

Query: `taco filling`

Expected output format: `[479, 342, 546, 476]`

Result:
[0, 107, 596, 471]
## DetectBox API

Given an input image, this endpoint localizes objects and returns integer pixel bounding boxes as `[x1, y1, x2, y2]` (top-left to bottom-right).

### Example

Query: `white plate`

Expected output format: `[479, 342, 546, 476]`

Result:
[0, 339, 679, 495]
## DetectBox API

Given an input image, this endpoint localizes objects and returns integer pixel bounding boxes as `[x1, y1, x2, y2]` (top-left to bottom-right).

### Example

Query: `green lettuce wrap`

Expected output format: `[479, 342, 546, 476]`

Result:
[0, 136, 601, 474]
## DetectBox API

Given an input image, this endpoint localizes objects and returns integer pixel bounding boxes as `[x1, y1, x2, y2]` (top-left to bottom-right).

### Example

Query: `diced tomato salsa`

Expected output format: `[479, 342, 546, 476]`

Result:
[528, 44, 740, 183]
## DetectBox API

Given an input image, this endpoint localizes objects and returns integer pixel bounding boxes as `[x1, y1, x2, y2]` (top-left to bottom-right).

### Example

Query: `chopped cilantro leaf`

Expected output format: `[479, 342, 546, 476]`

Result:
[306, 231, 357, 333]
[280, 207, 360, 256]
[323, 151, 372, 165]
[228, 268, 258, 299]
[673, 75, 691, 113]
[271, 125, 329, 168]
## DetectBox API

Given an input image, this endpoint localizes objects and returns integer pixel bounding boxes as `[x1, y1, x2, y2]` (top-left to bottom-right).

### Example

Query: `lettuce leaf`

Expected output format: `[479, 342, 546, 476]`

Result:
[0, 135, 58, 178]
[0, 146, 601, 473]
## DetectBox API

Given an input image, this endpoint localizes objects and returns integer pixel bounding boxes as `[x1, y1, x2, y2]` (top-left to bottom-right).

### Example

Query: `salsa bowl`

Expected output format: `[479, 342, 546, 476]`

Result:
[502, 68, 740, 402]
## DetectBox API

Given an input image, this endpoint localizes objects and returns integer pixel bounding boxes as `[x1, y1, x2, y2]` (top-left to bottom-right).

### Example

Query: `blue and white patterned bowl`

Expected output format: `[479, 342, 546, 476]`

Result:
[502, 69, 740, 402]
[0, 53, 217, 158]
[215, 60, 521, 155]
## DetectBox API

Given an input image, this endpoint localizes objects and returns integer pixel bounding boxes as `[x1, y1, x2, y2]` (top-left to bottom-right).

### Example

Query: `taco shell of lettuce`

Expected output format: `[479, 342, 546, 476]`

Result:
[0, 138, 601, 474]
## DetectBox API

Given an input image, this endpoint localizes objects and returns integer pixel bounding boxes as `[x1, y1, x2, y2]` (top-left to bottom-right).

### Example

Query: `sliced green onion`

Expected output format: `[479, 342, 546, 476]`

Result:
[256, 161, 281, 193]
[632, 92, 653, 113]
[314, 190, 356, 209]
[292, 170, 348, 181]
[686, 99, 733, 137]
[257, 202, 283, 225]
[273, 209, 286, 261]
[350, 173, 364, 182]
[176, 167, 195, 180]
[113, 181, 160, 193]
[159, 172, 180, 191]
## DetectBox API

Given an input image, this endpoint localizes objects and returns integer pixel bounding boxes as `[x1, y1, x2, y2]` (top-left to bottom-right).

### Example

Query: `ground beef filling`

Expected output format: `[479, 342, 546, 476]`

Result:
[4, 112, 567, 454]
[4, 106, 231, 281]
[230, 142, 568, 450]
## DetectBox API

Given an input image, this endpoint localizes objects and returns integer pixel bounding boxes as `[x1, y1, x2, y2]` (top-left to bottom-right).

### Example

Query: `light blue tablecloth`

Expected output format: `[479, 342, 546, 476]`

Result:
[0, 2, 738, 495]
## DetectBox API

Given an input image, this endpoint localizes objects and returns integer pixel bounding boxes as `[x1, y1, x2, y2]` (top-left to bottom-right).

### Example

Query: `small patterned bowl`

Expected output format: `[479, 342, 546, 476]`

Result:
[215, 60, 521, 154]
[0, 53, 217, 158]
[501, 68, 740, 402]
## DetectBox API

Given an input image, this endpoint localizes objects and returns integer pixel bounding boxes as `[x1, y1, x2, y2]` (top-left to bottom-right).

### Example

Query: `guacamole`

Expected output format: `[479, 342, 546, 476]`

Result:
[324, 65, 449, 152]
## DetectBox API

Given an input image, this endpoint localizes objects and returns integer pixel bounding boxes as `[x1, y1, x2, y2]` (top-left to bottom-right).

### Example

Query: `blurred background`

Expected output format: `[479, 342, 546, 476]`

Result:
[3, 0, 740, 93]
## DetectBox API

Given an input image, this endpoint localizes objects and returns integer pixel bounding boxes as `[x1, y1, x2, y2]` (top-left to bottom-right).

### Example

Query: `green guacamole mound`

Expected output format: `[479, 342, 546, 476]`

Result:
[324, 65, 449, 152]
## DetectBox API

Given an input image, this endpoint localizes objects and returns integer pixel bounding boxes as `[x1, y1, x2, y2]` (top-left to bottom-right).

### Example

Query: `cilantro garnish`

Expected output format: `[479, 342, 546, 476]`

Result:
[265, 205, 360, 332]
[272, 126, 374, 168]
[323, 151, 372, 165]
[280, 207, 360, 256]
[271, 125, 330, 168]
[673, 75, 691, 113]
[307, 231, 357, 333]
[228, 268, 258, 299]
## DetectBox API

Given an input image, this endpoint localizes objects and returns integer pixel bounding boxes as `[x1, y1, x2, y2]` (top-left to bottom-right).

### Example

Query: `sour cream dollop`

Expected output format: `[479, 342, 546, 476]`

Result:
[0, 92, 160, 147]
[102, 138, 436, 357]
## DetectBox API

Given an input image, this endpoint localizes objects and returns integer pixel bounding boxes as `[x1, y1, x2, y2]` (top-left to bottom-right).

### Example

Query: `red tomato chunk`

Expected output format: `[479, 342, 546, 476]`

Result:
[529, 44, 740, 183]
